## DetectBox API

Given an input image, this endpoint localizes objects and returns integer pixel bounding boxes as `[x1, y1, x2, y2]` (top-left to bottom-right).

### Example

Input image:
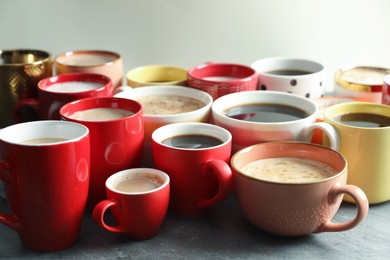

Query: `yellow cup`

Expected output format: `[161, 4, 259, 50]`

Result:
[126, 65, 187, 87]
[324, 102, 390, 204]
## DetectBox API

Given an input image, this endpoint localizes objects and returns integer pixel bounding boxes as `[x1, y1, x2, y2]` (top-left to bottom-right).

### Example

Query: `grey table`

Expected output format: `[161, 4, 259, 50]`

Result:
[0, 194, 389, 259]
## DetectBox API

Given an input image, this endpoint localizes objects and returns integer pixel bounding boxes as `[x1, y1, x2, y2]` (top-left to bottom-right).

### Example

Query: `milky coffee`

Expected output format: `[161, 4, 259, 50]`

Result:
[240, 157, 337, 183]
[114, 176, 163, 193]
[69, 107, 133, 121]
[22, 138, 68, 144]
[136, 95, 205, 115]
[46, 81, 105, 93]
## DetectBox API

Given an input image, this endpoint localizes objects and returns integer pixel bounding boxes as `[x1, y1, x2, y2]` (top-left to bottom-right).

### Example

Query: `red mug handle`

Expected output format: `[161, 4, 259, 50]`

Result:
[92, 199, 128, 233]
[13, 98, 39, 123]
[0, 161, 21, 232]
[197, 159, 232, 208]
[315, 183, 369, 233]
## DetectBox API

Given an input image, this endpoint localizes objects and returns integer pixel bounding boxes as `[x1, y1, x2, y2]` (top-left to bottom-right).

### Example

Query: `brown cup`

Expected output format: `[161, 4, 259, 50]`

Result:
[0, 49, 53, 127]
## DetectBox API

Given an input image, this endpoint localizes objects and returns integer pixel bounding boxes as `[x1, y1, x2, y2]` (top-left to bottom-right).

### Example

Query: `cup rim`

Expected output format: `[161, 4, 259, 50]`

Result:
[0, 120, 89, 146]
[114, 85, 213, 119]
[231, 141, 347, 185]
[59, 97, 142, 123]
[106, 168, 170, 195]
[152, 122, 232, 151]
[324, 101, 390, 130]
[0, 49, 51, 66]
[250, 57, 325, 77]
[38, 72, 112, 94]
[54, 50, 121, 68]
[211, 90, 318, 126]
[187, 62, 257, 81]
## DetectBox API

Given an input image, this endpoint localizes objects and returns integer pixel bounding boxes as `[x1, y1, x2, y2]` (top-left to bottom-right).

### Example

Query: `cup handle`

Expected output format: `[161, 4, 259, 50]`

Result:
[114, 85, 133, 94]
[0, 161, 21, 232]
[197, 159, 232, 208]
[314, 183, 369, 233]
[303, 122, 340, 151]
[92, 199, 128, 233]
[13, 98, 39, 123]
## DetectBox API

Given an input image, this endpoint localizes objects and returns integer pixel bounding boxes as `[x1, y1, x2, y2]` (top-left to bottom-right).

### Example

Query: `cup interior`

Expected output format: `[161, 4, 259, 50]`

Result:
[0, 49, 51, 65]
[127, 65, 187, 83]
[106, 168, 169, 194]
[0, 120, 88, 145]
[152, 122, 231, 149]
[231, 142, 346, 182]
[251, 58, 324, 75]
[55, 50, 120, 67]
[188, 63, 256, 80]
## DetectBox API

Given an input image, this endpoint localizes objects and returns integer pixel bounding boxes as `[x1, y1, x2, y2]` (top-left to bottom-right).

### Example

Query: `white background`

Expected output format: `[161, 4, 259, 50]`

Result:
[1, 0, 390, 92]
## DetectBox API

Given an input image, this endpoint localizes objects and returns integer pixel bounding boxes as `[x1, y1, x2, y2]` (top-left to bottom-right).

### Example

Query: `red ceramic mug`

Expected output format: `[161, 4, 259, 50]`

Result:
[187, 62, 259, 100]
[0, 121, 90, 251]
[14, 72, 113, 120]
[152, 122, 232, 216]
[93, 168, 170, 240]
[60, 97, 144, 209]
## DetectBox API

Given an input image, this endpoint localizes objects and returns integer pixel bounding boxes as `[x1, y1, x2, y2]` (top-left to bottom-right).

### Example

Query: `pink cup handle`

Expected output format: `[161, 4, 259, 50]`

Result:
[92, 199, 128, 233]
[0, 161, 21, 232]
[197, 159, 232, 208]
[315, 183, 369, 233]
[13, 98, 39, 123]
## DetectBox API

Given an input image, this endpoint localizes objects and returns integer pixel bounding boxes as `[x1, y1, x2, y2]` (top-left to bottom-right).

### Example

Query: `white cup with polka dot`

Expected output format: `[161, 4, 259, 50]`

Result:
[251, 57, 327, 99]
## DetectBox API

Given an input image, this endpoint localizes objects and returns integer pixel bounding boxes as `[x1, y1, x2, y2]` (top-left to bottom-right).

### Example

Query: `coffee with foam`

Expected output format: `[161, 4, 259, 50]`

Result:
[69, 108, 133, 121]
[46, 81, 104, 93]
[240, 157, 337, 183]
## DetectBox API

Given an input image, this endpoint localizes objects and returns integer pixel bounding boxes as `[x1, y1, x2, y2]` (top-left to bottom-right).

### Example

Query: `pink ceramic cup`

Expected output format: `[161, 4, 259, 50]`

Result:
[187, 62, 259, 100]
[231, 141, 369, 236]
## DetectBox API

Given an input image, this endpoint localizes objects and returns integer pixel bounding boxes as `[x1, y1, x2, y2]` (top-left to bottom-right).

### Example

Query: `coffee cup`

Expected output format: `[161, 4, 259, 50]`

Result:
[0, 49, 52, 127]
[231, 141, 369, 236]
[382, 74, 390, 105]
[251, 57, 327, 99]
[60, 97, 144, 208]
[126, 65, 187, 87]
[14, 72, 113, 120]
[55, 50, 123, 88]
[187, 62, 259, 100]
[114, 85, 212, 167]
[92, 168, 170, 240]
[152, 122, 232, 217]
[211, 90, 339, 152]
[323, 101, 390, 204]
[0, 120, 90, 251]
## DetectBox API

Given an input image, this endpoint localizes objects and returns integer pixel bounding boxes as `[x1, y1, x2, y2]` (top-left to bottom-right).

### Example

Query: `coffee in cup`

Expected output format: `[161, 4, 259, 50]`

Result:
[136, 95, 205, 115]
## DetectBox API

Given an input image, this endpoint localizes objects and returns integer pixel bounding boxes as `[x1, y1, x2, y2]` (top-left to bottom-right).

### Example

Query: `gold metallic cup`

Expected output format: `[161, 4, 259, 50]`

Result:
[0, 49, 52, 128]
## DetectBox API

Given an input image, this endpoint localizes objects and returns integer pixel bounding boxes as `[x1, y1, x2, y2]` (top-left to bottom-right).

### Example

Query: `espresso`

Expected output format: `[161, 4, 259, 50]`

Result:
[46, 81, 104, 93]
[266, 69, 312, 76]
[241, 157, 337, 183]
[115, 178, 161, 193]
[136, 95, 205, 115]
[162, 134, 223, 149]
[333, 112, 390, 128]
[69, 108, 133, 121]
[224, 103, 308, 122]
[23, 138, 68, 144]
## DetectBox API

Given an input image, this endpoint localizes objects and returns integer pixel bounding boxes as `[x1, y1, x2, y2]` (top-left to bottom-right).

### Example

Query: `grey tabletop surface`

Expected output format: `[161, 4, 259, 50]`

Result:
[0, 194, 389, 260]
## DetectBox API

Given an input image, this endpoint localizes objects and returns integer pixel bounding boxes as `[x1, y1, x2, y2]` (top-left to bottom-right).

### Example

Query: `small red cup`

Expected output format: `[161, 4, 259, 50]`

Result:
[92, 168, 170, 240]
[152, 122, 232, 216]
[14, 72, 113, 120]
[60, 97, 144, 209]
[0, 121, 90, 251]
[187, 62, 259, 100]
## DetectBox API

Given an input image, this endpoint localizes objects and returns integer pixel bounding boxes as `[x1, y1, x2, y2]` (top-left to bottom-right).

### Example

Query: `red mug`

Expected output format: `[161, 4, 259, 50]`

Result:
[92, 168, 170, 240]
[187, 62, 259, 100]
[0, 121, 90, 251]
[60, 97, 144, 208]
[152, 122, 232, 216]
[14, 72, 113, 120]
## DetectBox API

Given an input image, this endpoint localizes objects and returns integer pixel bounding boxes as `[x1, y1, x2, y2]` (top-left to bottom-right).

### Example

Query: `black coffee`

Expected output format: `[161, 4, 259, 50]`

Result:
[333, 112, 390, 128]
[162, 134, 223, 149]
[224, 103, 309, 122]
[266, 69, 312, 76]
